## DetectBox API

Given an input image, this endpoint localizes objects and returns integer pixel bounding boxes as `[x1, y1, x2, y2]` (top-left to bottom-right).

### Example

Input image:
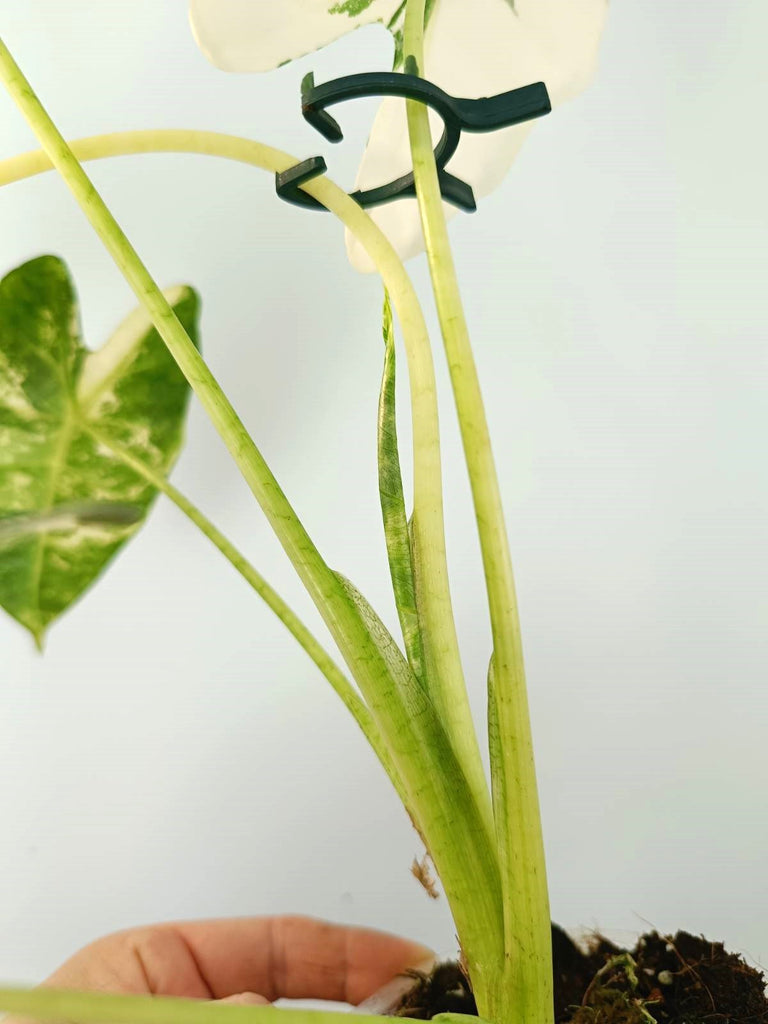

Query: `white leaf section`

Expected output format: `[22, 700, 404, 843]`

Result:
[189, 0, 402, 73]
[77, 285, 189, 409]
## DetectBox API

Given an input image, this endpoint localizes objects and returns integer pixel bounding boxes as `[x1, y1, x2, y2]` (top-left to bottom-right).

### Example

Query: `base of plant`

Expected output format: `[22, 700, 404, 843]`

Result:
[385, 926, 767, 1022]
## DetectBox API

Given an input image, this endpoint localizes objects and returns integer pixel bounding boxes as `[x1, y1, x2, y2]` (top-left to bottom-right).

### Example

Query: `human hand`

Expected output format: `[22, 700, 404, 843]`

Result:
[6, 916, 435, 1010]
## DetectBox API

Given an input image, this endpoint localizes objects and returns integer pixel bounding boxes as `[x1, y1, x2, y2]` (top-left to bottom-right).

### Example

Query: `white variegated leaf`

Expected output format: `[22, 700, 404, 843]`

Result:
[189, 0, 402, 73]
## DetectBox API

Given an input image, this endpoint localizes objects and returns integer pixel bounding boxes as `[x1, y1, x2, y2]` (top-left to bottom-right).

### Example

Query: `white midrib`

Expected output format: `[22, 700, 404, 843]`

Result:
[28, 285, 188, 641]
[77, 285, 188, 411]
[29, 409, 77, 644]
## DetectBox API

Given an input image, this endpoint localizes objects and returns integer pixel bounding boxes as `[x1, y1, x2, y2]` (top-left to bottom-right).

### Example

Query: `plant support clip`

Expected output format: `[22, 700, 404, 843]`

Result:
[276, 66, 551, 213]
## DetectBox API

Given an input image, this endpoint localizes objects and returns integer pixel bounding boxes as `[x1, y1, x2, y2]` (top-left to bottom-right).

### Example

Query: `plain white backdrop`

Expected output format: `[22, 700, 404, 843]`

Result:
[1, 0, 766, 990]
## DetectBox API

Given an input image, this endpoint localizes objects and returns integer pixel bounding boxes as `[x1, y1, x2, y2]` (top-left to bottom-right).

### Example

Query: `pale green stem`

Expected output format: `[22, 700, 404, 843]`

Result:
[0, 128, 492, 845]
[402, 5, 553, 1024]
[0, 43, 502, 971]
[0, 987, 488, 1024]
[85, 424, 411, 815]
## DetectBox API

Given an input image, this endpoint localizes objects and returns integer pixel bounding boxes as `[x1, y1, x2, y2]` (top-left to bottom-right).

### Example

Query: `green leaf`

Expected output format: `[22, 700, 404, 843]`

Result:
[0, 255, 200, 645]
[0, 501, 142, 549]
[332, 568, 504, 978]
[377, 292, 425, 679]
[333, 569, 417, 698]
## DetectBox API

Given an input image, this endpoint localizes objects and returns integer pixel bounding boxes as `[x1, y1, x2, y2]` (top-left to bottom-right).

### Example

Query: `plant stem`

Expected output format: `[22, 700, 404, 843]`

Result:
[402, 5, 553, 1024]
[0, 44, 502, 971]
[0, 128, 492, 843]
[86, 425, 410, 811]
[0, 986, 490, 1024]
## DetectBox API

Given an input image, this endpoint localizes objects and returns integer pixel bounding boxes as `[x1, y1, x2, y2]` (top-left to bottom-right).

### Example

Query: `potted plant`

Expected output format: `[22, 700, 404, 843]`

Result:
[0, 3, 765, 1024]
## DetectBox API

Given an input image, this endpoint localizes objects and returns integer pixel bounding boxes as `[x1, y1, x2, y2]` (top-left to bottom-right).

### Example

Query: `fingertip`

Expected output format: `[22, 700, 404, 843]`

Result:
[217, 993, 270, 1006]
[346, 932, 438, 1006]
[404, 946, 438, 970]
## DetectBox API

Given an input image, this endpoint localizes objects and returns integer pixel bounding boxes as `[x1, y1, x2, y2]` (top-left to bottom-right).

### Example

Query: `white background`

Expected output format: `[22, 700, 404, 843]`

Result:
[1, 0, 767, 989]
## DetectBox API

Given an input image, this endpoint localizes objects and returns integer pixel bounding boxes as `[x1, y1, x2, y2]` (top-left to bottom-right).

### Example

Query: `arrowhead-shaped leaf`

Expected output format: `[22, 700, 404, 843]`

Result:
[0, 255, 200, 646]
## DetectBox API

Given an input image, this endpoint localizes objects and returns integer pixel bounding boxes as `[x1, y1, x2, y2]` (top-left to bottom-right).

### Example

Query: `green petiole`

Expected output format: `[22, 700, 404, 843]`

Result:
[0, 986, 490, 1024]
[402, 3, 553, 1023]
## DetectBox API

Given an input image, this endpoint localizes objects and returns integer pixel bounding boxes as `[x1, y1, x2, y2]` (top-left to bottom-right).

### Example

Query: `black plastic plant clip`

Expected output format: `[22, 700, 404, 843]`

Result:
[275, 66, 551, 212]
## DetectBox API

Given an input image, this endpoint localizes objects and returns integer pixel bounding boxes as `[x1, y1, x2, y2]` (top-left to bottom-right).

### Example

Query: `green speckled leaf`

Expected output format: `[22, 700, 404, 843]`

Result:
[332, 570, 416, 698]
[0, 255, 200, 646]
[377, 293, 424, 679]
[329, 0, 377, 14]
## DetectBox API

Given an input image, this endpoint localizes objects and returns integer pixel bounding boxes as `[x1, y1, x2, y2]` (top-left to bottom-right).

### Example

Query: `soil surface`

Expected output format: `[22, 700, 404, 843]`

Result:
[394, 926, 767, 1024]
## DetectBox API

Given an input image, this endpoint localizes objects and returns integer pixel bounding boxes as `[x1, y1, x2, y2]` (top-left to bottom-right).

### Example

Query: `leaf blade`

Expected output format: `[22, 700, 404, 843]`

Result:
[377, 291, 425, 679]
[331, 568, 504, 970]
[0, 501, 143, 548]
[0, 255, 200, 643]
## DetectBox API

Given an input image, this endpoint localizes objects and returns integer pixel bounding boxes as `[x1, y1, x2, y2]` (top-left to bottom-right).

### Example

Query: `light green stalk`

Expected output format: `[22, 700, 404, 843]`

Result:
[402, 4, 553, 1024]
[0, 987, 488, 1024]
[0, 43, 501, 975]
[0, 128, 492, 844]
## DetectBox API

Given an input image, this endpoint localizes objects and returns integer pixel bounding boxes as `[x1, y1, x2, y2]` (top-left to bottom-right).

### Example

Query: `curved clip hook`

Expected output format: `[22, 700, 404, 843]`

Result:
[276, 68, 551, 213]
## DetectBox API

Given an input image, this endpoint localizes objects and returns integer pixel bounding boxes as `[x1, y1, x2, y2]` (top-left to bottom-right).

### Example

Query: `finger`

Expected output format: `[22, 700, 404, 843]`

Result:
[21, 917, 433, 1006]
[38, 926, 218, 998]
[172, 916, 435, 1004]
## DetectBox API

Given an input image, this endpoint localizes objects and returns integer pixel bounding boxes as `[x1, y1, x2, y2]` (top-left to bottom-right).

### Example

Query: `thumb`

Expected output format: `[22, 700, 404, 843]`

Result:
[217, 993, 270, 1006]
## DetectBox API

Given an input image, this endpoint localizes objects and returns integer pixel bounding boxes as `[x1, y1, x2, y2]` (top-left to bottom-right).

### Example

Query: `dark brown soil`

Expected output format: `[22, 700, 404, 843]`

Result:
[394, 925, 767, 1024]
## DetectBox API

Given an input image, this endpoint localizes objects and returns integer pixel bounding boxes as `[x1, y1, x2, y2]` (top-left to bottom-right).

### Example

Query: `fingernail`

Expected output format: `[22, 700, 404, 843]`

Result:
[409, 952, 438, 972]
[218, 993, 270, 1006]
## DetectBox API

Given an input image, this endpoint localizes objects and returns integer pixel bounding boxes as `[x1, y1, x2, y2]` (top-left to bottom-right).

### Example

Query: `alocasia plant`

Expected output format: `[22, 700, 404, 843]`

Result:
[0, 2, 608, 1023]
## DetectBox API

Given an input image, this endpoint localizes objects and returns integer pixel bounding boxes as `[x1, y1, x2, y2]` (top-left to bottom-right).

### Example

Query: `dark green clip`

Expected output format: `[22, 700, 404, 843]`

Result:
[276, 68, 551, 212]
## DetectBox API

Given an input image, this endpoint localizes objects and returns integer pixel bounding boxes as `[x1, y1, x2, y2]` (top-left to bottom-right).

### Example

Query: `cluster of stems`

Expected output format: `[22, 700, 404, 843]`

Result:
[0, 2, 552, 1022]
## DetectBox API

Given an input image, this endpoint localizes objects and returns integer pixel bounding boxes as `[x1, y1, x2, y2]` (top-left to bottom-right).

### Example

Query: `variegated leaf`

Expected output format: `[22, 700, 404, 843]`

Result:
[189, 0, 403, 73]
[0, 255, 200, 645]
[377, 292, 424, 679]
